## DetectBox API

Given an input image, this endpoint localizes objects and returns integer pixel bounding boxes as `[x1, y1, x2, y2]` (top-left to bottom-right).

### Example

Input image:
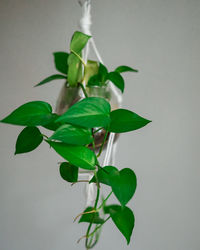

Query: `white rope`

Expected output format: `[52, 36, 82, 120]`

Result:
[78, 0, 122, 206]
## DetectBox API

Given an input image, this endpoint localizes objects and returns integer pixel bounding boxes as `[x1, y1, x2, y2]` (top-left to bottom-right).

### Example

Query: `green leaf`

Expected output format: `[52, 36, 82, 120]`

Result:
[49, 124, 93, 145]
[79, 207, 104, 224]
[87, 74, 102, 87]
[108, 109, 151, 133]
[91, 166, 137, 206]
[87, 63, 108, 87]
[53, 52, 69, 74]
[107, 72, 124, 93]
[42, 114, 62, 131]
[68, 31, 91, 86]
[1, 101, 54, 126]
[99, 63, 108, 83]
[35, 74, 67, 87]
[84, 60, 99, 84]
[59, 162, 78, 182]
[15, 126, 43, 154]
[47, 141, 96, 170]
[70, 31, 91, 53]
[67, 53, 82, 86]
[90, 166, 118, 186]
[109, 168, 137, 206]
[115, 65, 138, 73]
[104, 205, 135, 244]
[56, 97, 111, 128]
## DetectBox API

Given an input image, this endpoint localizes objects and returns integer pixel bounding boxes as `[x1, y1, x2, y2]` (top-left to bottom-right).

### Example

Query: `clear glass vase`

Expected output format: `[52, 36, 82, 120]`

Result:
[55, 84, 120, 149]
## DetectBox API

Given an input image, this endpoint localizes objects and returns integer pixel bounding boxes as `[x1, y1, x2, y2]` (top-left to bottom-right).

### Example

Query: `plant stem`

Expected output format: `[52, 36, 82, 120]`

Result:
[97, 130, 108, 157]
[85, 131, 109, 248]
[85, 171, 100, 249]
[87, 216, 111, 239]
[74, 209, 96, 222]
[93, 127, 103, 134]
[41, 134, 48, 139]
[97, 191, 113, 211]
[91, 129, 96, 152]
[80, 83, 88, 98]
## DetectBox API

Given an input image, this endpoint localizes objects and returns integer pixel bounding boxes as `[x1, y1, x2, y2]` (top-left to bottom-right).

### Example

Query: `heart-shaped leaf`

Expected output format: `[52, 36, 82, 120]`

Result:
[90, 166, 136, 206]
[49, 124, 93, 145]
[79, 207, 104, 224]
[115, 65, 138, 73]
[15, 126, 43, 154]
[53, 52, 69, 74]
[1, 101, 54, 126]
[35, 74, 67, 87]
[47, 141, 96, 170]
[90, 166, 118, 185]
[70, 31, 91, 53]
[108, 109, 151, 133]
[109, 168, 137, 206]
[107, 71, 124, 93]
[56, 97, 111, 128]
[59, 162, 78, 182]
[104, 205, 135, 244]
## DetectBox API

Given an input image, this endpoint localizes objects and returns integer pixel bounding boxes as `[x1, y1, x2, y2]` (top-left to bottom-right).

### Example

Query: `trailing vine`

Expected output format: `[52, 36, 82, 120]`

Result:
[1, 31, 151, 248]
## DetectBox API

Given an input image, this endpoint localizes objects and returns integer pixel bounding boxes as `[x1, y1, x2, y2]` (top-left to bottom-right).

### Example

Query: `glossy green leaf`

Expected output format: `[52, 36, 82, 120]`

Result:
[42, 114, 62, 131]
[1, 101, 54, 126]
[108, 109, 151, 133]
[84, 60, 99, 84]
[47, 141, 96, 170]
[53, 52, 69, 74]
[91, 166, 137, 206]
[109, 168, 137, 206]
[107, 72, 124, 93]
[49, 124, 93, 145]
[56, 97, 111, 128]
[35, 74, 67, 87]
[70, 31, 91, 53]
[79, 207, 104, 224]
[115, 65, 138, 73]
[59, 162, 78, 182]
[104, 205, 135, 244]
[67, 53, 82, 86]
[15, 126, 43, 154]
[90, 166, 118, 186]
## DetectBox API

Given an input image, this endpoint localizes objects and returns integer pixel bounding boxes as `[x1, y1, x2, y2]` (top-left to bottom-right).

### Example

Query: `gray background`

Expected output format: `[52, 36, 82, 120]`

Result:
[0, 0, 199, 249]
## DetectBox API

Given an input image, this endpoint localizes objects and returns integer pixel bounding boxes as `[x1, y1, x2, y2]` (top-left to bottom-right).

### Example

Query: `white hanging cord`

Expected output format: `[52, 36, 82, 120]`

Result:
[79, 0, 123, 104]
[103, 132, 115, 166]
[79, 0, 91, 65]
[78, 0, 122, 206]
[111, 141, 118, 166]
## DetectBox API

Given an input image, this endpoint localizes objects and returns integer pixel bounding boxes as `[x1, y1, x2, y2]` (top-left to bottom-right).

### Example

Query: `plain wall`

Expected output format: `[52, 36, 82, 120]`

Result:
[0, 0, 200, 250]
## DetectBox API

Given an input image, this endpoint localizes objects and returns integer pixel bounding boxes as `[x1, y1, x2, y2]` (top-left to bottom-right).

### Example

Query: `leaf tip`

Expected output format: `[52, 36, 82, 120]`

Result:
[146, 119, 152, 124]
[126, 237, 131, 245]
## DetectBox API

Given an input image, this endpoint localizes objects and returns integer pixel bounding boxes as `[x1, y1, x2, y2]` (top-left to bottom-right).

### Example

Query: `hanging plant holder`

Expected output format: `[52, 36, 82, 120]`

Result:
[0, 0, 152, 249]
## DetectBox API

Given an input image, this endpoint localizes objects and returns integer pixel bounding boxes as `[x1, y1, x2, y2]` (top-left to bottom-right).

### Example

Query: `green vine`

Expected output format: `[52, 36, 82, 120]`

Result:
[0, 31, 151, 248]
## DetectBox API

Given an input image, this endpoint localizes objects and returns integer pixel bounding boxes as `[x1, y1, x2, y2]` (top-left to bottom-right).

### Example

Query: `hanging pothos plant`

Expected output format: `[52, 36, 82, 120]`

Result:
[1, 31, 151, 249]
